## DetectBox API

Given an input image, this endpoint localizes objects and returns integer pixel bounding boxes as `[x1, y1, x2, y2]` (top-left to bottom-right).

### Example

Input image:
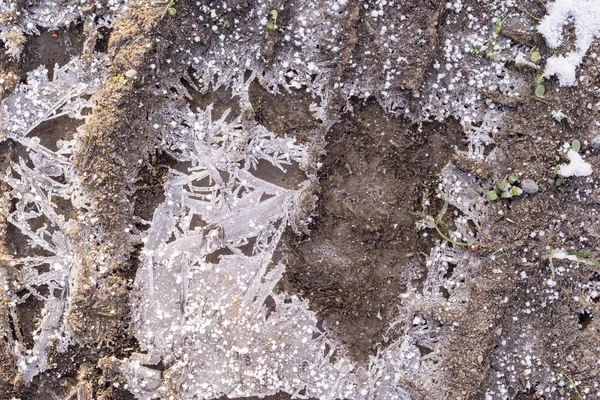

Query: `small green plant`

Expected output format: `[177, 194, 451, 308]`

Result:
[530, 50, 541, 63]
[567, 251, 600, 268]
[485, 11, 513, 59]
[571, 139, 581, 152]
[112, 75, 121, 82]
[487, 172, 523, 201]
[167, 0, 176, 15]
[266, 9, 284, 32]
[411, 197, 473, 247]
[161, 0, 177, 18]
[487, 189, 499, 201]
[467, 43, 480, 54]
[534, 75, 545, 98]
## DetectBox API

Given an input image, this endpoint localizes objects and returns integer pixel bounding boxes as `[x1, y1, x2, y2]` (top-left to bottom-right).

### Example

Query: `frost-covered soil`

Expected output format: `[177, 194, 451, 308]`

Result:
[1, 0, 600, 399]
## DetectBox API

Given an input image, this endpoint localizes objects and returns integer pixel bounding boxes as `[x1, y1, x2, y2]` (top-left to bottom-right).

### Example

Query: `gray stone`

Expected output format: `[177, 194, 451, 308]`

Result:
[521, 179, 539, 194]
[125, 69, 138, 79]
[591, 135, 600, 149]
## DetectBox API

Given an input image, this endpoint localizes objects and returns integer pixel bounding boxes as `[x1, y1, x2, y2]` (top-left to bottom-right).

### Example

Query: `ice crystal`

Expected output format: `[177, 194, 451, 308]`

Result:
[0, 57, 103, 381]
[124, 100, 416, 399]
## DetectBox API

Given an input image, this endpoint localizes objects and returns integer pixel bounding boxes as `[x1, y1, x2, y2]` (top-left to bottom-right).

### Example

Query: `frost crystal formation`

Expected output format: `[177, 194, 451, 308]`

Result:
[0, 58, 104, 381]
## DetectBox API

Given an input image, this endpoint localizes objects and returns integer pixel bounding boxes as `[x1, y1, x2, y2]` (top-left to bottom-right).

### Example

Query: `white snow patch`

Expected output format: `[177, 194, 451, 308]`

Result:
[537, 0, 600, 86]
[558, 150, 593, 177]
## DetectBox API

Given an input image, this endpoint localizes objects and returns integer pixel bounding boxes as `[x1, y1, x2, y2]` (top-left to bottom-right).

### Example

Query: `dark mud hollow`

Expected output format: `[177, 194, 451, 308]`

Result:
[280, 98, 466, 360]
[21, 25, 85, 79]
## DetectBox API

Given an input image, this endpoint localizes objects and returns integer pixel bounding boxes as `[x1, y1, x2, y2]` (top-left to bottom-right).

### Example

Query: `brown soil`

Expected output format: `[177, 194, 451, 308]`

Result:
[280, 98, 467, 360]
[1, 0, 600, 399]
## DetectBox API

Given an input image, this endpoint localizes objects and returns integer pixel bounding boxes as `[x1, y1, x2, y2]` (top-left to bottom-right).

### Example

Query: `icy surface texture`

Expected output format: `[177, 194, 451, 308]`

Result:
[0, 57, 104, 381]
[124, 101, 418, 399]
[1, 58, 103, 139]
[0, 0, 128, 34]
[538, 0, 600, 86]
[0, 0, 127, 59]
[419, 1, 526, 135]
[188, 1, 442, 122]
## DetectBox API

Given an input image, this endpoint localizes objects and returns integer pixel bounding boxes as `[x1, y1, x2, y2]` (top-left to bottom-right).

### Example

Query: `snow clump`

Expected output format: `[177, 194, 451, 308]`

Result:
[558, 149, 593, 177]
[537, 0, 600, 86]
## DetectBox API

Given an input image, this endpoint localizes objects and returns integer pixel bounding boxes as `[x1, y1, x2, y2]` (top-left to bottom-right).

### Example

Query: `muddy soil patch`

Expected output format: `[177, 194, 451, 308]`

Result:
[249, 80, 320, 144]
[280, 98, 467, 360]
[20, 25, 85, 79]
[440, 39, 600, 397]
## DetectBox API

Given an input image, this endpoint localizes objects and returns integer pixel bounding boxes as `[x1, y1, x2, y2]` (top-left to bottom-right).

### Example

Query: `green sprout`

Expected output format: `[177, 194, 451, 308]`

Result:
[162, 0, 177, 18]
[411, 196, 473, 247]
[468, 43, 480, 54]
[534, 75, 545, 98]
[496, 179, 510, 191]
[558, 370, 583, 400]
[266, 9, 284, 32]
[571, 139, 581, 153]
[488, 172, 523, 201]
[530, 51, 541, 62]
[485, 11, 513, 59]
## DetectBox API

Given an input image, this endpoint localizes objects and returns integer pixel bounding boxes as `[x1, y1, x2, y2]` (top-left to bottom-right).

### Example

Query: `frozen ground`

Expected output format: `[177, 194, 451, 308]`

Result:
[1, 0, 600, 399]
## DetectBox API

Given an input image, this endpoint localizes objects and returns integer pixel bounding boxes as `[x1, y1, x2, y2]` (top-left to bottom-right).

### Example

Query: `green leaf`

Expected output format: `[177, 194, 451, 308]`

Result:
[266, 21, 275, 30]
[571, 139, 581, 152]
[555, 177, 563, 186]
[509, 186, 520, 196]
[168, 7, 176, 15]
[223, 20, 230, 28]
[530, 51, 541, 62]
[487, 190, 499, 201]
[534, 76, 543, 86]
[508, 172, 519, 184]
[501, 190, 513, 199]
[496, 180, 510, 191]
[270, 9, 278, 21]
[535, 84, 545, 97]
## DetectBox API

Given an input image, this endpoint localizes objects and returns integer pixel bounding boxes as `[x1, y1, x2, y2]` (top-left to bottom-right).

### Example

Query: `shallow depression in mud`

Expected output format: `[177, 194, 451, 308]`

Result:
[279, 98, 467, 361]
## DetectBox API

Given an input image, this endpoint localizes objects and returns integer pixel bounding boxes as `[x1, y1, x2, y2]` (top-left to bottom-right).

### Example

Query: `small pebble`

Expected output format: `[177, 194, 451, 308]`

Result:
[591, 135, 600, 149]
[125, 69, 138, 79]
[521, 179, 539, 194]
